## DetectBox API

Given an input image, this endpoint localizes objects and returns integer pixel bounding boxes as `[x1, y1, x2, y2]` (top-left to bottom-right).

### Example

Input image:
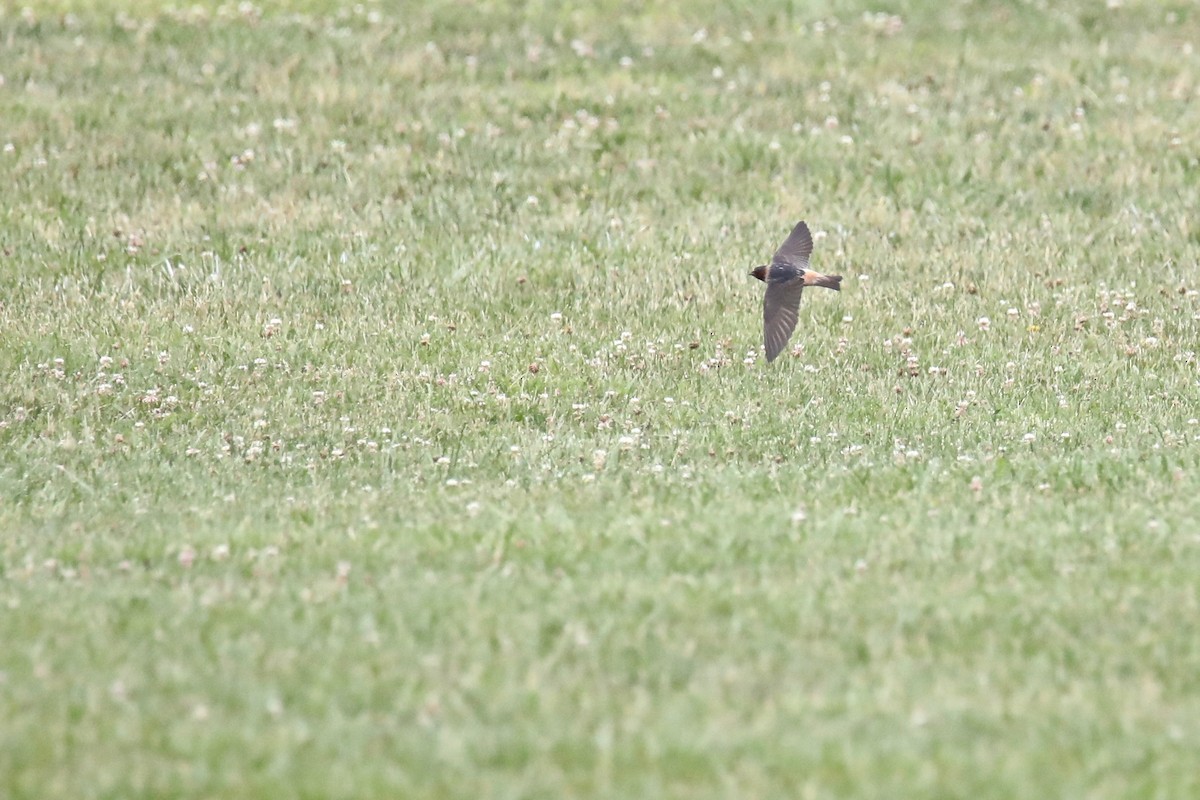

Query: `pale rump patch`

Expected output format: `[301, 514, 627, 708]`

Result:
[802, 270, 843, 290]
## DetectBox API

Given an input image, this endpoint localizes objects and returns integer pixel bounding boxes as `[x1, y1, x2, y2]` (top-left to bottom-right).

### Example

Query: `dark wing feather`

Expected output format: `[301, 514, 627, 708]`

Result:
[763, 279, 805, 362]
[771, 221, 813, 268]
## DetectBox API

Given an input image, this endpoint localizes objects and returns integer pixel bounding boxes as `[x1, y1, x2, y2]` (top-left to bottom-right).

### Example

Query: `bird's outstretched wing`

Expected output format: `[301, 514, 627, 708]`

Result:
[771, 220, 813, 269]
[763, 279, 805, 362]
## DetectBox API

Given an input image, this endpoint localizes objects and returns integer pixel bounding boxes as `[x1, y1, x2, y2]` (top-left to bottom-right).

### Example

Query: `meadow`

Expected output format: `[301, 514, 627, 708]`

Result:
[2, 0, 1199, 796]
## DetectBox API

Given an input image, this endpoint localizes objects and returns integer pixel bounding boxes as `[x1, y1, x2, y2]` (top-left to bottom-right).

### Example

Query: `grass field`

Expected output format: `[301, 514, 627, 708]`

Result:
[2, 0, 1200, 796]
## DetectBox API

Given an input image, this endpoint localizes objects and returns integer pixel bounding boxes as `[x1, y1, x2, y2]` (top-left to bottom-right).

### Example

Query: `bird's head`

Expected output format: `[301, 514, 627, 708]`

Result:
[750, 265, 768, 282]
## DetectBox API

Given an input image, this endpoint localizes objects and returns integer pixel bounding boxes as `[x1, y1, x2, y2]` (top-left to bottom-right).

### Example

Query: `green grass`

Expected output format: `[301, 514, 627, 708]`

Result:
[2, 0, 1200, 797]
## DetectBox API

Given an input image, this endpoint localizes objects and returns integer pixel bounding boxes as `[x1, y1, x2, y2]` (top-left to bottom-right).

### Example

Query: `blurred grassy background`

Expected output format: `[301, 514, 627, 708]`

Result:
[2, 1, 1199, 797]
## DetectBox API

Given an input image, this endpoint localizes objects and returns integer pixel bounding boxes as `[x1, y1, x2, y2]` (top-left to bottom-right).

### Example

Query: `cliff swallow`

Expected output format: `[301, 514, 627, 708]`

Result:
[750, 221, 842, 362]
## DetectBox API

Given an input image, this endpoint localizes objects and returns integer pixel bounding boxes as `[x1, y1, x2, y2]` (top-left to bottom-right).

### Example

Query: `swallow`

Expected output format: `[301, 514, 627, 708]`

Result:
[750, 221, 842, 362]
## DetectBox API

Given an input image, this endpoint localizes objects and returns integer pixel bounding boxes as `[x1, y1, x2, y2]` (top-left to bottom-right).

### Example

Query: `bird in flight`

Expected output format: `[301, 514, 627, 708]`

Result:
[750, 221, 842, 362]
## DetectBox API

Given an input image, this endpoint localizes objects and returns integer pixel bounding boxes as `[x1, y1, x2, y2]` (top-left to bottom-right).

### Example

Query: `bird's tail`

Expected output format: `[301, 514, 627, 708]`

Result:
[804, 271, 842, 291]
